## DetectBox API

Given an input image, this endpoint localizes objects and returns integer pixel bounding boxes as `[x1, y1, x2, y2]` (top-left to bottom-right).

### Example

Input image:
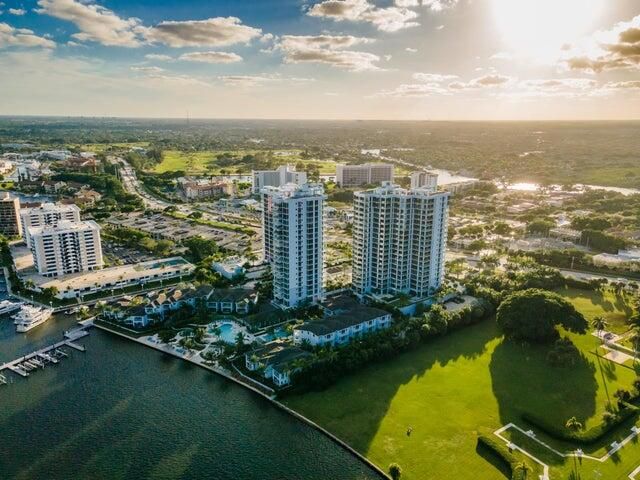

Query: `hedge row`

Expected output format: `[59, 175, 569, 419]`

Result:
[477, 434, 532, 480]
[521, 403, 639, 446]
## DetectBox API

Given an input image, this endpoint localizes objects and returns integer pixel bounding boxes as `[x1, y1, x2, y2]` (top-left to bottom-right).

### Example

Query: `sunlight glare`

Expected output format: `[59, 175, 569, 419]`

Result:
[491, 0, 605, 62]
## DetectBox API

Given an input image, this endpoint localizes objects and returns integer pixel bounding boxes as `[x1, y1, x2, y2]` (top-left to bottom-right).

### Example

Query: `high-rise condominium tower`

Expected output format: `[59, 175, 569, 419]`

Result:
[29, 220, 103, 277]
[262, 183, 325, 309]
[20, 203, 81, 247]
[352, 182, 449, 299]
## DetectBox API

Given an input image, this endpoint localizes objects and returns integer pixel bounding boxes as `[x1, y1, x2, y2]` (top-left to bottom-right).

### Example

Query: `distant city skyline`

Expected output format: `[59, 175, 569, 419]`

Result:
[1, 0, 640, 120]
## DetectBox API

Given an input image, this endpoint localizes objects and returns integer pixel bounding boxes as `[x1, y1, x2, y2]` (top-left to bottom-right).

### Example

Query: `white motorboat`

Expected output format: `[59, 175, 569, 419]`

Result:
[14, 306, 54, 333]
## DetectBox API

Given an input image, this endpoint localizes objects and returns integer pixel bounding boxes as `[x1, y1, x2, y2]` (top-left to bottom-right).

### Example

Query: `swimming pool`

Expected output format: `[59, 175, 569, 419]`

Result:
[258, 328, 290, 343]
[207, 321, 253, 344]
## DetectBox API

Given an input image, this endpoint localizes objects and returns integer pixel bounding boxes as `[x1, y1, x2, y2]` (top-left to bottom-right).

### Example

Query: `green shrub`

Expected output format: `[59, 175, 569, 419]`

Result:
[477, 434, 533, 480]
[522, 404, 639, 445]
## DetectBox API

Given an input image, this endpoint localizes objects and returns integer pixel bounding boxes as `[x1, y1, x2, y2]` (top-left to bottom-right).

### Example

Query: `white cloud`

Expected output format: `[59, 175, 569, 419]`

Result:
[308, 0, 419, 33]
[36, 0, 144, 47]
[490, 51, 513, 61]
[436, 24, 444, 30]
[36, 1, 263, 50]
[130, 65, 164, 73]
[604, 80, 640, 89]
[0, 22, 55, 48]
[449, 74, 512, 89]
[395, 0, 458, 11]
[405, 47, 417, 53]
[377, 82, 451, 97]
[378, 72, 513, 97]
[421, 0, 458, 11]
[218, 74, 279, 87]
[8, 8, 26, 16]
[276, 34, 381, 71]
[144, 53, 172, 61]
[218, 74, 314, 87]
[412, 72, 457, 82]
[145, 17, 261, 48]
[564, 14, 640, 73]
[520, 78, 597, 91]
[178, 51, 242, 63]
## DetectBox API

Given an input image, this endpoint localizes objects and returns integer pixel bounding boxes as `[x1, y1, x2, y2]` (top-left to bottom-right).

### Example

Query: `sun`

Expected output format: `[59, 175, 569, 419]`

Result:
[490, 0, 605, 62]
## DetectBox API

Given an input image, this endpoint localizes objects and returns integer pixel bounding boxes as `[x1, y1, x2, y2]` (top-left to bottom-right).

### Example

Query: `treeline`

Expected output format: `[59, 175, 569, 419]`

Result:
[51, 172, 143, 211]
[103, 226, 174, 257]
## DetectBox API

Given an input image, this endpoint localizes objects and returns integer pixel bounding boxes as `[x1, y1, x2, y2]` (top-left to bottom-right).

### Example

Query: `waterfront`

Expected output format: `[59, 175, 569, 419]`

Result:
[0, 316, 381, 480]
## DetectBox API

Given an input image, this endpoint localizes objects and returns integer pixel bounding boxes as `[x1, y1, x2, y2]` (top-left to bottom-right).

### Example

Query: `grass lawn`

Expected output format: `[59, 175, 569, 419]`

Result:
[153, 149, 339, 175]
[285, 291, 640, 480]
[557, 286, 635, 334]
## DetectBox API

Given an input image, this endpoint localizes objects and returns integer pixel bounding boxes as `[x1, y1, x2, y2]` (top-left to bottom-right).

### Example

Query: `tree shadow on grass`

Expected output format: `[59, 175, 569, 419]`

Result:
[288, 320, 502, 456]
[489, 339, 598, 434]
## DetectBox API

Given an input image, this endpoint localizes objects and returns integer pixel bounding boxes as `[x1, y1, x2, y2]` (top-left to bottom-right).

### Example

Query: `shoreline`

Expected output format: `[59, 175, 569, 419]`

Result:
[93, 322, 389, 480]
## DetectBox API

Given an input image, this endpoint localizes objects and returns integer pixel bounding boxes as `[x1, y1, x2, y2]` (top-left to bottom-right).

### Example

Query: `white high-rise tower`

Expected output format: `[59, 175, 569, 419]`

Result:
[352, 182, 449, 299]
[262, 183, 325, 309]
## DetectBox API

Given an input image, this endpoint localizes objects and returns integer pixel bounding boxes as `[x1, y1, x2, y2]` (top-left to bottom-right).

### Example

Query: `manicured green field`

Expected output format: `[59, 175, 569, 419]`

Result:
[557, 286, 635, 334]
[285, 291, 640, 480]
[153, 149, 339, 175]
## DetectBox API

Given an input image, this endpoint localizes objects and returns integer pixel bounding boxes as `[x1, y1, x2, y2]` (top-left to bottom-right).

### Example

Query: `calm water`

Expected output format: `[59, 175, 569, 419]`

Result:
[0, 315, 381, 480]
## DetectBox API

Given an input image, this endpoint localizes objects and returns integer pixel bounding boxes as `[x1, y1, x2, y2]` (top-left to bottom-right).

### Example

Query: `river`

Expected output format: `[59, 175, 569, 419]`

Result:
[0, 315, 381, 480]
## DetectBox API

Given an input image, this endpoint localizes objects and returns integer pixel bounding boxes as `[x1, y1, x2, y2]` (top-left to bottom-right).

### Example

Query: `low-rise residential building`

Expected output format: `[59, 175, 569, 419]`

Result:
[593, 249, 640, 271]
[177, 177, 234, 200]
[145, 286, 212, 317]
[336, 163, 394, 187]
[293, 303, 392, 347]
[74, 189, 103, 208]
[245, 341, 312, 387]
[549, 227, 582, 243]
[212, 256, 247, 280]
[105, 286, 212, 328]
[22, 256, 195, 299]
[206, 288, 258, 314]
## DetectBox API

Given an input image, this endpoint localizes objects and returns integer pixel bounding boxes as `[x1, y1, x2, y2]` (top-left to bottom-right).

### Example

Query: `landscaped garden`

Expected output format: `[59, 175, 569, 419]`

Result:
[285, 288, 640, 480]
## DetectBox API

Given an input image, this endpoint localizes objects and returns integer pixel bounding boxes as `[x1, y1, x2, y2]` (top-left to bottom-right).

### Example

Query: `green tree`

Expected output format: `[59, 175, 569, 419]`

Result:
[388, 463, 402, 480]
[496, 289, 587, 342]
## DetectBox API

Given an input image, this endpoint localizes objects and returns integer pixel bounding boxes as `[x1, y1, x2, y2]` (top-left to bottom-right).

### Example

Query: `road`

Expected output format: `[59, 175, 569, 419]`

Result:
[114, 157, 173, 211]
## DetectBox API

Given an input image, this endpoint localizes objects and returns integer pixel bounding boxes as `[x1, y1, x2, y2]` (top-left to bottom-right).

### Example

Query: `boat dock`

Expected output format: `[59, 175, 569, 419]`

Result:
[0, 321, 93, 384]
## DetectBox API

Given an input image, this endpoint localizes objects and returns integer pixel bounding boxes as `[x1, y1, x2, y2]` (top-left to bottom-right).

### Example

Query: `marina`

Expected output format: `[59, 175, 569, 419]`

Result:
[0, 322, 90, 382]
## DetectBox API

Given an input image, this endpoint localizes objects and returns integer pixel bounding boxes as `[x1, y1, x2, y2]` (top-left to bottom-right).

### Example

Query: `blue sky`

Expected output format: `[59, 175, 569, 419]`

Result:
[1, 0, 639, 119]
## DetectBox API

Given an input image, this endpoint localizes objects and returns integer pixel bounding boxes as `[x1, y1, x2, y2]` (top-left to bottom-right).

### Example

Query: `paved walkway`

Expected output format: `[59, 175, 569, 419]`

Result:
[494, 422, 640, 480]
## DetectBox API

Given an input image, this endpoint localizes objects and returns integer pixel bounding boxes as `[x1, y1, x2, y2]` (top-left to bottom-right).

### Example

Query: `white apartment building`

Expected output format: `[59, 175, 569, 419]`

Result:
[0, 192, 21, 237]
[20, 203, 81, 247]
[262, 183, 325, 309]
[29, 220, 103, 277]
[352, 182, 450, 299]
[252, 165, 307, 194]
[335, 163, 394, 187]
[410, 171, 439, 191]
[293, 306, 392, 347]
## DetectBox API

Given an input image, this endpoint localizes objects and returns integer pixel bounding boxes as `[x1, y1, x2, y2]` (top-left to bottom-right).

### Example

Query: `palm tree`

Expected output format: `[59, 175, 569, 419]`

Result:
[566, 416, 583, 478]
[565, 416, 582, 434]
[514, 462, 531, 479]
[592, 316, 608, 351]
